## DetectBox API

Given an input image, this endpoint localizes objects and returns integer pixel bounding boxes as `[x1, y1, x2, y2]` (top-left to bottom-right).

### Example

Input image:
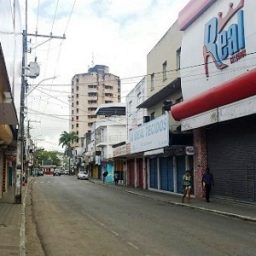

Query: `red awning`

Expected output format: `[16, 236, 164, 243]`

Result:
[171, 69, 256, 121]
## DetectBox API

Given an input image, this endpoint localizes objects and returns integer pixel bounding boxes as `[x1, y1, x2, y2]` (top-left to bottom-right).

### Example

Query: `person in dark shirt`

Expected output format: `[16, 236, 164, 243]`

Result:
[202, 167, 214, 202]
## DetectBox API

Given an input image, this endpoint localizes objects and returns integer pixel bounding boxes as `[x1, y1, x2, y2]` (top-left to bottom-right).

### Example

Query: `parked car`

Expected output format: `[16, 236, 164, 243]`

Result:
[53, 169, 61, 176]
[37, 169, 44, 176]
[77, 171, 89, 180]
[64, 170, 69, 175]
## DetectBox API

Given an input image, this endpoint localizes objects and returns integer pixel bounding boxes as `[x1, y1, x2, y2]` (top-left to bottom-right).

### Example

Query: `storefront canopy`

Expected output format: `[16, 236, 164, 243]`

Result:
[0, 45, 18, 125]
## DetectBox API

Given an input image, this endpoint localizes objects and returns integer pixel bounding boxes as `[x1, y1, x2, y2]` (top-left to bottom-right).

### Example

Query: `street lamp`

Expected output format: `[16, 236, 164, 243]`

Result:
[26, 76, 57, 97]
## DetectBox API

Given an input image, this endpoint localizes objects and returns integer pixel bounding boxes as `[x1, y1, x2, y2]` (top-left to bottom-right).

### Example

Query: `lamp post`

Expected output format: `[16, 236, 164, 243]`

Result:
[26, 76, 57, 97]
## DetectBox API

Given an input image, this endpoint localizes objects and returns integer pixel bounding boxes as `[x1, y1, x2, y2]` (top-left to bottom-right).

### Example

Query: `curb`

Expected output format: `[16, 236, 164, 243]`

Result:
[20, 178, 34, 256]
[126, 191, 256, 223]
[89, 179, 256, 223]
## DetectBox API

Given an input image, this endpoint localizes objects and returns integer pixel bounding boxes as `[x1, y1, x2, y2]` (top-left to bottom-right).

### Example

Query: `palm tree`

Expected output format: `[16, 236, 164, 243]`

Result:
[59, 131, 78, 174]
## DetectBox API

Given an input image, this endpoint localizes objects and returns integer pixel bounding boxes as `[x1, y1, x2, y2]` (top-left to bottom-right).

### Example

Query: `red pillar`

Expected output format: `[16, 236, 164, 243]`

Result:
[193, 128, 208, 198]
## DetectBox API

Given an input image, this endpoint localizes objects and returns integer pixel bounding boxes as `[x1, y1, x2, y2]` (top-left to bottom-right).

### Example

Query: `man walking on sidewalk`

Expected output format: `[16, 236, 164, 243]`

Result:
[202, 167, 214, 202]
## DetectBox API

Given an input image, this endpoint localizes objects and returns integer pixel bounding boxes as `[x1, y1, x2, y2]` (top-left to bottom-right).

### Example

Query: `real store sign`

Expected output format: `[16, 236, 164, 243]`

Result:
[180, 0, 256, 101]
[204, 0, 245, 77]
[129, 114, 169, 154]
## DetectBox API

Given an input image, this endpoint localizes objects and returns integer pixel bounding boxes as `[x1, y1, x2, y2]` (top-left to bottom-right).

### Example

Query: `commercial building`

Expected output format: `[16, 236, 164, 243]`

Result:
[126, 21, 193, 193]
[172, 0, 256, 201]
[69, 65, 121, 151]
[0, 0, 22, 202]
[85, 103, 126, 182]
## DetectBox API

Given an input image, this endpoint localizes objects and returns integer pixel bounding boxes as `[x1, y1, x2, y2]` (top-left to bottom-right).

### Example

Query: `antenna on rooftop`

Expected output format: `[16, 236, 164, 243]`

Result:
[91, 52, 94, 67]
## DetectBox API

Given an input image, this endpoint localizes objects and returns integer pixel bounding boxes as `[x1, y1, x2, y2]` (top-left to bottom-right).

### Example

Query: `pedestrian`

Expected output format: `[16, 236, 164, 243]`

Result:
[202, 167, 214, 202]
[114, 172, 118, 185]
[182, 170, 192, 203]
[102, 171, 108, 183]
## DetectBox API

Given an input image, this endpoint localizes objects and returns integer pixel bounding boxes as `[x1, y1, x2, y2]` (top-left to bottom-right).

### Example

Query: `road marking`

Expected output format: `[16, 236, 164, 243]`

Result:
[110, 230, 119, 237]
[127, 242, 139, 250]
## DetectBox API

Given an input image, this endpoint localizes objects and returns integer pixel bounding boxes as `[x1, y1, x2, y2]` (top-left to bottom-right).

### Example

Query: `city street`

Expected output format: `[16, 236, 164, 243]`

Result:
[27, 175, 256, 256]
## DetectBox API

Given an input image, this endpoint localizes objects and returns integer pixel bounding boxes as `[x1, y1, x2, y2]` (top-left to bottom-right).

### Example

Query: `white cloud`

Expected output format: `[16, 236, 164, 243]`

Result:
[24, 0, 190, 151]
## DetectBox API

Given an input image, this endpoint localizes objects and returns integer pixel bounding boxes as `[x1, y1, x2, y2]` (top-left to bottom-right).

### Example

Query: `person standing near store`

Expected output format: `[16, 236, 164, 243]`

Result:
[182, 170, 192, 203]
[202, 167, 214, 202]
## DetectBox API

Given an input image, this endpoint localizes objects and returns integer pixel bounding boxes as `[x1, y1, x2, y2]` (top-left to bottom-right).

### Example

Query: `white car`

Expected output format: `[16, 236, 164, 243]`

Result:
[77, 171, 89, 180]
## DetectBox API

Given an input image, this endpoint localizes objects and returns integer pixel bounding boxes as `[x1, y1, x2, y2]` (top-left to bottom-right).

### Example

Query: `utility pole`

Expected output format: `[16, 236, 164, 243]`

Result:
[15, 0, 65, 203]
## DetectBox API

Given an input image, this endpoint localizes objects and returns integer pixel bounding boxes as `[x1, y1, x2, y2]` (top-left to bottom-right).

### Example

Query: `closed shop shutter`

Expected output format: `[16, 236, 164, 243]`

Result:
[149, 158, 158, 189]
[127, 159, 135, 186]
[159, 157, 173, 192]
[207, 115, 256, 201]
[136, 158, 143, 188]
[176, 156, 185, 193]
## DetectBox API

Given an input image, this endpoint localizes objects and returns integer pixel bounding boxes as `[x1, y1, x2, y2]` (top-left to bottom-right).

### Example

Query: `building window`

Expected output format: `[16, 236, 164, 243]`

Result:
[88, 100, 97, 104]
[72, 103, 74, 107]
[76, 94, 79, 98]
[88, 115, 97, 119]
[105, 100, 113, 103]
[88, 84, 96, 89]
[88, 107, 97, 111]
[72, 125, 74, 129]
[105, 85, 113, 90]
[72, 88, 74, 93]
[88, 92, 97, 97]
[76, 86, 79, 91]
[76, 77, 79, 83]
[76, 108, 79, 113]
[72, 110, 74, 114]
[137, 92, 141, 105]
[163, 61, 167, 81]
[76, 123, 79, 128]
[105, 93, 113, 97]
[76, 101, 79, 105]
[71, 117, 74, 121]
[176, 48, 181, 70]
[150, 112, 155, 120]
[76, 138, 79, 143]
[150, 73, 154, 91]
[76, 116, 79, 120]
[76, 131, 79, 135]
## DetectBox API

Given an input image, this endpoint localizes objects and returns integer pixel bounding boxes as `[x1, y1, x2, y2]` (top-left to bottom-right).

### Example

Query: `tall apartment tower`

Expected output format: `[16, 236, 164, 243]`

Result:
[70, 65, 121, 148]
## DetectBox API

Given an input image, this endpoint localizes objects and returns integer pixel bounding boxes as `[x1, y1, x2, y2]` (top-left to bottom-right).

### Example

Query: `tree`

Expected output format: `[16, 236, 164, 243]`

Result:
[34, 149, 61, 167]
[59, 131, 78, 173]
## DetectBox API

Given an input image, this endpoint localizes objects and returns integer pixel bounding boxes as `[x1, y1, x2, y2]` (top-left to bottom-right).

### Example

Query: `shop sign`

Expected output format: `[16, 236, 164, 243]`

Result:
[204, 0, 245, 77]
[129, 114, 169, 154]
[113, 144, 127, 157]
[185, 146, 194, 155]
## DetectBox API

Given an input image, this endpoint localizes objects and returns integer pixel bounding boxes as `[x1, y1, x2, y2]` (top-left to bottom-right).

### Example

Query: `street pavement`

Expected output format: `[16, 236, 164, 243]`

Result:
[30, 175, 255, 256]
[0, 177, 256, 256]
[91, 179, 256, 222]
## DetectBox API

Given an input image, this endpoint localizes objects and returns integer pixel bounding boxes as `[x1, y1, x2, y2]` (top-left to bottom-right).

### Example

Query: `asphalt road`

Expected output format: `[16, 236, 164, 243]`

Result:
[30, 175, 256, 256]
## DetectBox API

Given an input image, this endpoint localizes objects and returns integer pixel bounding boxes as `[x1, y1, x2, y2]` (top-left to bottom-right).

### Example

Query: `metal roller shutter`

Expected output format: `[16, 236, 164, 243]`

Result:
[207, 115, 256, 201]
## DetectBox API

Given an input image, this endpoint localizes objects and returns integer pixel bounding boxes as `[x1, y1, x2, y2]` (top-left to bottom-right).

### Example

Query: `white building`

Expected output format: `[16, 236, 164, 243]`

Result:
[126, 77, 147, 140]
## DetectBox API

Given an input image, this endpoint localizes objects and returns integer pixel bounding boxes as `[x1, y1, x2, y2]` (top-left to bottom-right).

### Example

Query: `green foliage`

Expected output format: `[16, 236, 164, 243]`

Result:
[59, 131, 78, 156]
[34, 149, 62, 167]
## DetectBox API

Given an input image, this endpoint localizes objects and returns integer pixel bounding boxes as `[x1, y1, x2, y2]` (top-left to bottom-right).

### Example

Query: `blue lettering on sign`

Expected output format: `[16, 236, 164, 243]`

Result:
[203, 1, 246, 77]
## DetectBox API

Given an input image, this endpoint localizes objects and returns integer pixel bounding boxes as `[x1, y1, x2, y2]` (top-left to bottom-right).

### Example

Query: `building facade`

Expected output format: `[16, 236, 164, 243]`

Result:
[70, 65, 121, 149]
[0, 0, 22, 202]
[172, 0, 256, 201]
[126, 21, 193, 193]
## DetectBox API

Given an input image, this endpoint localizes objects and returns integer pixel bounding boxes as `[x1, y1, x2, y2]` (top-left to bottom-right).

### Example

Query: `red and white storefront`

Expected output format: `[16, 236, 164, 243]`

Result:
[171, 0, 256, 201]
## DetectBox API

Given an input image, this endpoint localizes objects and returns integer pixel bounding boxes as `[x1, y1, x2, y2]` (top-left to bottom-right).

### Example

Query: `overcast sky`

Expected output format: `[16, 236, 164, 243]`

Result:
[24, 0, 190, 151]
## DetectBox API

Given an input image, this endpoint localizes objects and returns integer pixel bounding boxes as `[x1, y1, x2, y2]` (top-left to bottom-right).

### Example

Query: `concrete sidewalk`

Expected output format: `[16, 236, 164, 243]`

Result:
[90, 179, 256, 223]
[0, 184, 28, 256]
[0, 202, 21, 256]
